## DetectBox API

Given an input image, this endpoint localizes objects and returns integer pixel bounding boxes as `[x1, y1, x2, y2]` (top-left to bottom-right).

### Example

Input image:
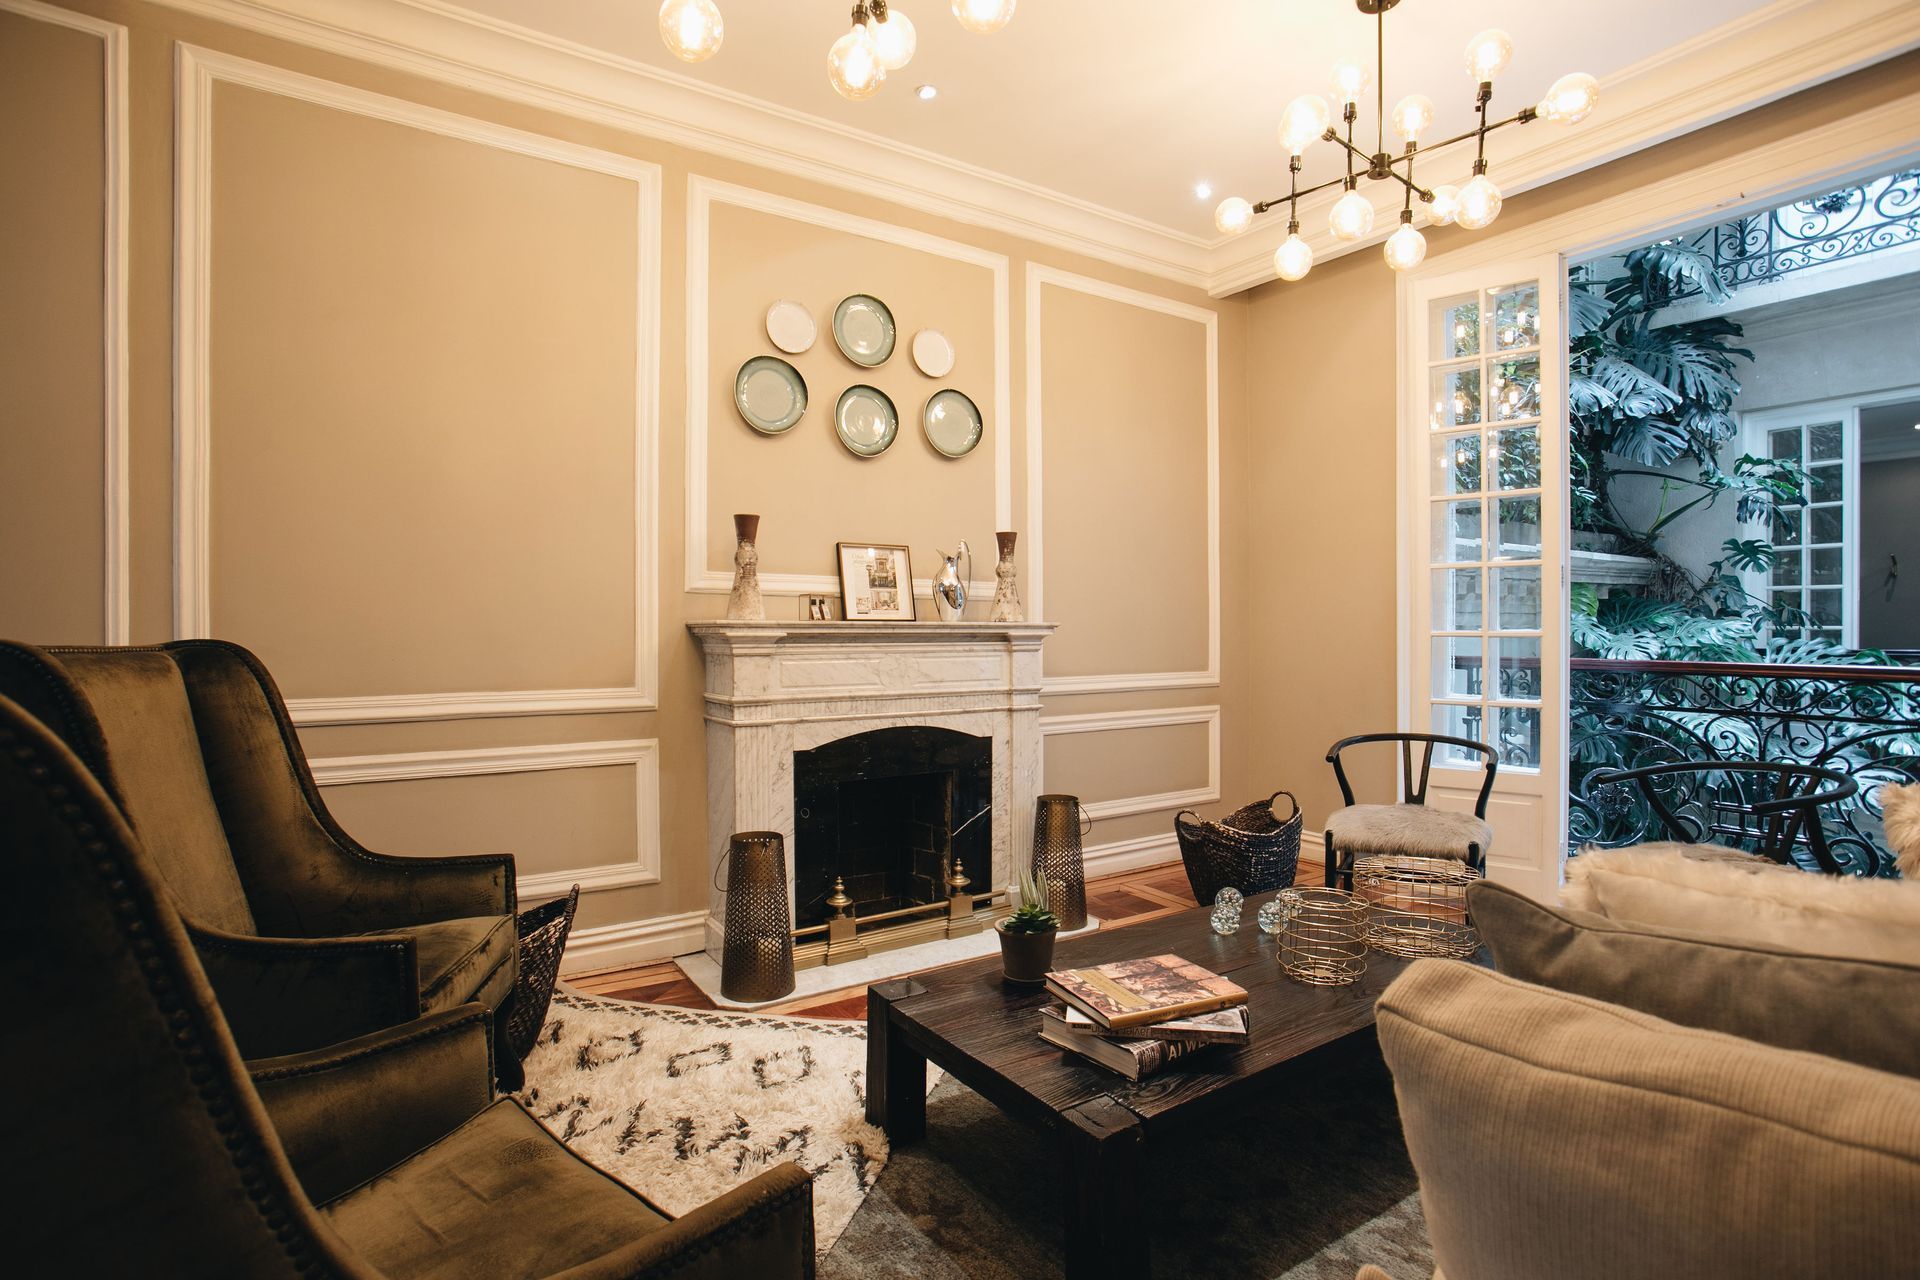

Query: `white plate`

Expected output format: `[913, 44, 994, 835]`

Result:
[911, 328, 955, 378]
[833, 294, 897, 367]
[765, 299, 816, 355]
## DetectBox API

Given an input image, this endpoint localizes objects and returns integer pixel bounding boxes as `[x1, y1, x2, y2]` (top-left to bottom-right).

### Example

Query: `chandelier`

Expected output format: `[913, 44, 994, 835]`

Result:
[656, 1, 1018, 101]
[1214, 0, 1598, 281]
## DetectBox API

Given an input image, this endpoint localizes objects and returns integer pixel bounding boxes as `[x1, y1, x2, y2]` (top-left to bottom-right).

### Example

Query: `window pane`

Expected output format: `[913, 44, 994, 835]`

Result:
[1808, 506, 1843, 544]
[1491, 356, 1540, 421]
[1492, 566, 1542, 630]
[1496, 497, 1541, 559]
[1432, 569, 1482, 630]
[1773, 589, 1804, 615]
[1772, 554, 1803, 586]
[1491, 283, 1540, 351]
[1772, 507, 1802, 546]
[1810, 546, 1843, 585]
[1431, 637, 1483, 699]
[1497, 705, 1542, 769]
[1808, 588, 1842, 629]
[1431, 703, 1486, 756]
[1809, 464, 1843, 504]
[1429, 294, 1481, 361]
[1429, 365, 1482, 429]
[1432, 432, 1482, 495]
[1808, 421, 1843, 462]
[1495, 636, 1542, 699]
[1768, 428, 1800, 462]
[1432, 500, 1482, 563]
[1492, 426, 1539, 490]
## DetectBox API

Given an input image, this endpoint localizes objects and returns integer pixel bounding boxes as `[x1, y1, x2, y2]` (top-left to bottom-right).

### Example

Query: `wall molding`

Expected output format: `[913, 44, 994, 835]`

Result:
[174, 45, 662, 724]
[309, 739, 662, 897]
[2, 0, 129, 642]
[1039, 704, 1221, 821]
[1026, 264, 1220, 695]
[559, 909, 709, 975]
[684, 175, 1012, 597]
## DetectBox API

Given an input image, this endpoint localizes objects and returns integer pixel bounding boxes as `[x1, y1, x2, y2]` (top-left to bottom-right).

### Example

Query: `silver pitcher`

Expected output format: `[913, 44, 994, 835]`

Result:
[931, 540, 972, 622]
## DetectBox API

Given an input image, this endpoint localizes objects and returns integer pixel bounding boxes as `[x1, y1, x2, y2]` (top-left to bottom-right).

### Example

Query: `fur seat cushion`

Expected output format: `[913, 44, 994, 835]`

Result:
[1884, 784, 1920, 878]
[1325, 804, 1492, 860]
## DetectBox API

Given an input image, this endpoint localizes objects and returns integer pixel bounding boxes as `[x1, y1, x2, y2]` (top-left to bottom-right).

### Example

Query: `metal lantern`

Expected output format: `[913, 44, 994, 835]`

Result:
[1031, 793, 1089, 931]
[720, 830, 795, 1002]
[1355, 854, 1481, 959]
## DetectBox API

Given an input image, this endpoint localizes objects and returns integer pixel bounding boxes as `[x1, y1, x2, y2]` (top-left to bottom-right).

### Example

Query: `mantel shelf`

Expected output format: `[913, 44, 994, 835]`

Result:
[687, 620, 1057, 644]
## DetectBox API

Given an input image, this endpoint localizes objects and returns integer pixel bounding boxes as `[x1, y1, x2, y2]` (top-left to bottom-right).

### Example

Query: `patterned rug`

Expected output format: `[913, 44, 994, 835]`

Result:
[518, 990, 929, 1251]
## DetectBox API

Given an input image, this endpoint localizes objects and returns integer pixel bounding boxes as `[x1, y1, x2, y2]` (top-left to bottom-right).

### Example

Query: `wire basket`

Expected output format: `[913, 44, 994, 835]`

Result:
[1175, 790, 1303, 905]
[505, 884, 579, 1063]
[1354, 854, 1481, 959]
[1275, 886, 1368, 987]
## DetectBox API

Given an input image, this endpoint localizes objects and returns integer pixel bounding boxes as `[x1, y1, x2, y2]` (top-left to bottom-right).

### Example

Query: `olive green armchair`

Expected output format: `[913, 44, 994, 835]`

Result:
[1, 691, 816, 1278]
[0, 639, 518, 1064]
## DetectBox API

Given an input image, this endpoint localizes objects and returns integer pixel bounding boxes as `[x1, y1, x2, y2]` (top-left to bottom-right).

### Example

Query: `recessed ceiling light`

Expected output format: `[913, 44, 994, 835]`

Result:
[915, 84, 938, 101]
[1194, 181, 1214, 200]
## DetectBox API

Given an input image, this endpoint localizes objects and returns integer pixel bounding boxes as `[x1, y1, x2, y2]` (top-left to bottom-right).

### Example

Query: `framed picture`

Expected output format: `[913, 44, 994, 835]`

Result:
[836, 542, 915, 621]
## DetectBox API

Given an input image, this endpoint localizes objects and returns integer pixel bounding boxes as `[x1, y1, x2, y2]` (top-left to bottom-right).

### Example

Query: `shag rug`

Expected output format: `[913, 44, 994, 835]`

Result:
[517, 990, 931, 1252]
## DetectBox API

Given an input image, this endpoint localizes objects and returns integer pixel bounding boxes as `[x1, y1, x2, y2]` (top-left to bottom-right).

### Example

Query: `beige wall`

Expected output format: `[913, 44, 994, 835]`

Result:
[2, 0, 1250, 965]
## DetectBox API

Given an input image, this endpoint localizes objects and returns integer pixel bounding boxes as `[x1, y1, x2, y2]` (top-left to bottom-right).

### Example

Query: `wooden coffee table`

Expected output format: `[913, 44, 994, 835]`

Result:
[866, 892, 1419, 1279]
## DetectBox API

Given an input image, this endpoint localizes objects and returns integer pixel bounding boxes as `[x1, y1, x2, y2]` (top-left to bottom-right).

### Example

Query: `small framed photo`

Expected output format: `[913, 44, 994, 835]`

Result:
[802, 594, 832, 621]
[836, 542, 916, 621]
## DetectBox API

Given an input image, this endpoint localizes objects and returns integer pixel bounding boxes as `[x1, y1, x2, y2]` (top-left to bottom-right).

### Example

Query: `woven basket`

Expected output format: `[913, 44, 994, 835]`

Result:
[1175, 790, 1303, 905]
[504, 884, 579, 1064]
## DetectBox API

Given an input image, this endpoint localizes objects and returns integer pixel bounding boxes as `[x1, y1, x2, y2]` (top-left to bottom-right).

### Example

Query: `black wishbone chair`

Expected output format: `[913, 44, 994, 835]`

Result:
[1587, 760, 1859, 873]
[1323, 733, 1498, 890]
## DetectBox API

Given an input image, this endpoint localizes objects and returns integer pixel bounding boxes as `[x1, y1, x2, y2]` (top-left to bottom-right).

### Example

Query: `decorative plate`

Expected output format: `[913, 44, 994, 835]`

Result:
[911, 328, 955, 377]
[733, 356, 807, 435]
[835, 384, 899, 457]
[922, 388, 984, 458]
[832, 294, 897, 367]
[765, 299, 816, 355]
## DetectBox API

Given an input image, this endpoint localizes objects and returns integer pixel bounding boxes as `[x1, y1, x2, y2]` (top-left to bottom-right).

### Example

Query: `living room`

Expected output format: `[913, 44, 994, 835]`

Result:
[4, 0, 1919, 1276]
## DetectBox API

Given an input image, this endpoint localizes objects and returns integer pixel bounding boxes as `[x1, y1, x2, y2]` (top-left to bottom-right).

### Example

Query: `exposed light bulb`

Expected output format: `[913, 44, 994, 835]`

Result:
[1464, 29, 1513, 83]
[870, 7, 917, 71]
[1214, 196, 1254, 236]
[1329, 59, 1371, 107]
[951, 0, 1015, 34]
[1278, 94, 1332, 155]
[658, 0, 724, 62]
[1328, 188, 1375, 242]
[1427, 183, 1461, 226]
[1537, 71, 1599, 124]
[1273, 233, 1314, 282]
[1455, 173, 1504, 230]
[1385, 221, 1428, 271]
[1391, 94, 1436, 143]
[828, 22, 885, 100]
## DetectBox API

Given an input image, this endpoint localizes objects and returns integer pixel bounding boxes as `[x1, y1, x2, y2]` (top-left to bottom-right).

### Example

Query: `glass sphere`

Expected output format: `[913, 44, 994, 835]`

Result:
[951, 0, 1016, 34]
[1329, 59, 1371, 107]
[1538, 71, 1599, 124]
[828, 24, 885, 100]
[870, 8, 917, 70]
[1278, 93, 1332, 154]
[1455, 173, 1504, 230]
[658, 0, 724, 63]
[1214, 196, 1254, 236]
[1427, 183, 1461, 225]
[1384, 222, 1428, 271]
[1328, 188, 1375, 242]
[1464, 28, 1513, 83]
[1391, 94, 1436, 143]
[1273, 233, 1314, 282]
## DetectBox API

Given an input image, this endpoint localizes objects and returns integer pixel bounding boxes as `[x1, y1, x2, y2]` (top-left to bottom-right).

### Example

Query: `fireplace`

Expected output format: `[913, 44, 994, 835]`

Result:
[793, 727, 993, 930]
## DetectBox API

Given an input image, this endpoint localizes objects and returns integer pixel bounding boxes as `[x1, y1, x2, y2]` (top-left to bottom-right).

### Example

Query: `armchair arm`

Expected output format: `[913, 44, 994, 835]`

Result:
[250, 1005, 496, 1205]
[558, 1162, 815, 1280]
[316, 848, 516, 933]
[192, 923, 421, 1059]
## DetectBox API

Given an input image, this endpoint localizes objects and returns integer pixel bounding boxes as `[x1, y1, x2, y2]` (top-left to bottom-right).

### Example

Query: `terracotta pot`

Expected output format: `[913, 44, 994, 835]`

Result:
[996, 921, 1058, 985]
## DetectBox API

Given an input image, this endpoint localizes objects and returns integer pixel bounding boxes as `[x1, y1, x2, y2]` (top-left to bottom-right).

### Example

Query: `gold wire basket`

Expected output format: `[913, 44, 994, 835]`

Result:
[1275, 887, 1368, 987]
[1354, 854, 1481, 959]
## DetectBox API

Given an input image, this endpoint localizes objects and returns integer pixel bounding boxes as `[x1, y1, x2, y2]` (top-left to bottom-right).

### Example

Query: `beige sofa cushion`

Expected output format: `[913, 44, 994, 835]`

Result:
[1562, 842, 1920, 965]
[1377, 960, 1920, 1280]
[1471, 880, 1920, 1078]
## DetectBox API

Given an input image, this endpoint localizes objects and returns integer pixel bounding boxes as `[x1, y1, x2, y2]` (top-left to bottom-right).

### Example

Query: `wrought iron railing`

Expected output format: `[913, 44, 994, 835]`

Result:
[1672, 170, 1920, 297]
[1568, 658, 1920, 876]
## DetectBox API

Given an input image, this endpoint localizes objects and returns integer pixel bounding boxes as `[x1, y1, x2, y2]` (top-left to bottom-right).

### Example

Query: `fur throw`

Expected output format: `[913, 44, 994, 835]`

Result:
[1884, 784, 1920, 879]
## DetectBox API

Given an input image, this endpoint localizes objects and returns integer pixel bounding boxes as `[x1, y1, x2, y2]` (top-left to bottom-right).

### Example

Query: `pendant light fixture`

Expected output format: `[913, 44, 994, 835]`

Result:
[1214, 0, 1598, 281]
[828, 6, 887, 100]
[658, 0, 724, 62]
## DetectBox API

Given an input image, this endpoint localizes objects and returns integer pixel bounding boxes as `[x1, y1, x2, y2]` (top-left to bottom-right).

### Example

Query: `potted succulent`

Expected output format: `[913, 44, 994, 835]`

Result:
[997, 869, 1061, 985]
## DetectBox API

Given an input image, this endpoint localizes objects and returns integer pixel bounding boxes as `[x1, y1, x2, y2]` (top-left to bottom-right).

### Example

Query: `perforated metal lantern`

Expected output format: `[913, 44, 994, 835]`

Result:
[720, 831, 795, 1003]
[1031, 794, 1089, 931]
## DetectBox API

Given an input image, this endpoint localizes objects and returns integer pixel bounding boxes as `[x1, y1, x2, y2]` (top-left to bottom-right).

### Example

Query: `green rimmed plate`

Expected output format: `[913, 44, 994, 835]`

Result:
[835, 384, 899, 457]
[734, 356, 807, 435]
[923, 388, 984, 458]
[833, 294, 896, 367]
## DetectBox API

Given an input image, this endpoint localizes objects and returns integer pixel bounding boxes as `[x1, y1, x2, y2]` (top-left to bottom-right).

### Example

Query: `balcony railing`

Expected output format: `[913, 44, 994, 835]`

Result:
[1668, 170, 1920, 298]
[1568, 658, 1920, 876]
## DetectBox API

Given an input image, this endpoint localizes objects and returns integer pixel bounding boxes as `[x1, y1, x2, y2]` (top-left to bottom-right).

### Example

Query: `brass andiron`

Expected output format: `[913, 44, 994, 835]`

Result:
[720, 831, 794, 1001]
[1031, 794, 1089, 930]
[824, 874, 868, 964]
[944, 855, 983, 937]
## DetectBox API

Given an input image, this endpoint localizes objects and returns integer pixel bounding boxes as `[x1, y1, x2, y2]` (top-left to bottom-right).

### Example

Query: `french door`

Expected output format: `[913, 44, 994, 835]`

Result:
[1402, 254, 1568, 902]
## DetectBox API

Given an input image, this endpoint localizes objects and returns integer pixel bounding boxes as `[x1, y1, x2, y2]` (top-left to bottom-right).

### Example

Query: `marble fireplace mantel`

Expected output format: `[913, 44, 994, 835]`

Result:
[686, 620, 1055, 966]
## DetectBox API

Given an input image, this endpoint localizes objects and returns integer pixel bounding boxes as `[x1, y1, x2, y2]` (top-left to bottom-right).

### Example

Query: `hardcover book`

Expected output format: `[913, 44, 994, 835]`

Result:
[1037, 1020, 1196, 1081]
[1042, 1002, 1250, 1046]
[1043, 953, 1248, 1029]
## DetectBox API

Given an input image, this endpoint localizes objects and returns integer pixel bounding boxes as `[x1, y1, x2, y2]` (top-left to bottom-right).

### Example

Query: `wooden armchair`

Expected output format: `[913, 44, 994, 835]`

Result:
[1323, 732, 1498, 890]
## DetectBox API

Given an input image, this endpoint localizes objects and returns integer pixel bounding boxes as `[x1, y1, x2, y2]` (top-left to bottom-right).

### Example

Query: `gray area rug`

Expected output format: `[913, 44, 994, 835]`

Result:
[824, 1031, 1433, 1279]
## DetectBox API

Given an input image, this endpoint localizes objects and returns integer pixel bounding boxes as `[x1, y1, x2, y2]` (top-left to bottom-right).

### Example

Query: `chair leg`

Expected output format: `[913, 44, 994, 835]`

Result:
[1323, 831, 1337, 888]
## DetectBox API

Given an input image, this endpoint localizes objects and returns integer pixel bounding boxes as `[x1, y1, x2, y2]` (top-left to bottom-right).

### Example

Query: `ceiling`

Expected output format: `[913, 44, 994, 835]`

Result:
[452, 0, 1776, 238]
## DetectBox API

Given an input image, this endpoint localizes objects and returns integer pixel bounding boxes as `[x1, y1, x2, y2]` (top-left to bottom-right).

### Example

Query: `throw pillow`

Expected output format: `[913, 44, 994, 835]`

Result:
[1884, 783, 1920, 878]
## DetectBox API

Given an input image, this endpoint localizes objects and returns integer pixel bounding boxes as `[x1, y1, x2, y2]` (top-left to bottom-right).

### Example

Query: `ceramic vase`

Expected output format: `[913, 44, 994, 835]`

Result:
[726, 513, 765, 621]
[989, 530, 1023, 622]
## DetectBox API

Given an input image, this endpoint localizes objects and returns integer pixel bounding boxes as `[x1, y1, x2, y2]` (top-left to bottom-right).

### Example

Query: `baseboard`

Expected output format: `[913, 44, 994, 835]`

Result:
[560, 909, 708, 976]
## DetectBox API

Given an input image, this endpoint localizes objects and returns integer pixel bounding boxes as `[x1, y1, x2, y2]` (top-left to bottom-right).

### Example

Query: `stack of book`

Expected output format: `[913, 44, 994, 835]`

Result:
[1038, 953, 1250, 1081]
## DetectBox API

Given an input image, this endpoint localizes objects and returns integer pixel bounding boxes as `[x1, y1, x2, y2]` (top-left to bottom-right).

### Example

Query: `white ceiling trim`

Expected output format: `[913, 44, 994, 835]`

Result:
[157, 0, 1919, 297]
